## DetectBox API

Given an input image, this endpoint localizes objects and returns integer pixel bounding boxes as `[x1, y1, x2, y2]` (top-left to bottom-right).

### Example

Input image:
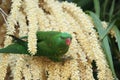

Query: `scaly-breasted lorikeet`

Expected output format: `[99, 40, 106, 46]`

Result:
[0, 31, 72, 62]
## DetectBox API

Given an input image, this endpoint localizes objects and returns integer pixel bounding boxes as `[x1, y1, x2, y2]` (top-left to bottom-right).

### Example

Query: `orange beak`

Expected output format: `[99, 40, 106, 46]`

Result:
[66, 38, 71, 46]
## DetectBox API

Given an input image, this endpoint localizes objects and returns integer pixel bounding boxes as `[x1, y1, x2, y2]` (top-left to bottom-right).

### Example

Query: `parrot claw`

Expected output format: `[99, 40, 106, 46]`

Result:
[60, 56, 73, 65]
[48, 56, 73, 62]
[61, 55, 73, 61]
[48, 57, 62, 62]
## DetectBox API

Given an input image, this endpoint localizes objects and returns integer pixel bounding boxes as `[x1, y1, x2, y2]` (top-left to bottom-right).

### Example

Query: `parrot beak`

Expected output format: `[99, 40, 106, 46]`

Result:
[66, 38, 71, 46]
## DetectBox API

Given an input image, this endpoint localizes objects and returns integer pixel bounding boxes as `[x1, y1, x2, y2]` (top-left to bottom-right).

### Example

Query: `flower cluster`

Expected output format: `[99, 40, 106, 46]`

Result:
[0, 0, 113, 80]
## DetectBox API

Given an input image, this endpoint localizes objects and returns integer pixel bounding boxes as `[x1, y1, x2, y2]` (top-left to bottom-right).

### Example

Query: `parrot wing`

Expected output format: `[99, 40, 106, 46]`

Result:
[36, 41, 65, 62]
[15, 31, 60, 43]
[36, 41, 53, 56]
[36, 31, 60, 42]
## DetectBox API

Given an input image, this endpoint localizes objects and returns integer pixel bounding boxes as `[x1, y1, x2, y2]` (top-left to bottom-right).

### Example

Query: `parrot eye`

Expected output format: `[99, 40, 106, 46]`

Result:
[60, 36, 65, 39]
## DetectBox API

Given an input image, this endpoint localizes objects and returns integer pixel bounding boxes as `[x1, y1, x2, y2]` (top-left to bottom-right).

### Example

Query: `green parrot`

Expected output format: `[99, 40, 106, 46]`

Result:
[0, 31, 72, 62]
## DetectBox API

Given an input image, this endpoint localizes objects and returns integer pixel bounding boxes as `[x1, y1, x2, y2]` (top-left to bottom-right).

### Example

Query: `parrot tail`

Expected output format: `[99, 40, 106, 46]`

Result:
[0, 43, 28, 54]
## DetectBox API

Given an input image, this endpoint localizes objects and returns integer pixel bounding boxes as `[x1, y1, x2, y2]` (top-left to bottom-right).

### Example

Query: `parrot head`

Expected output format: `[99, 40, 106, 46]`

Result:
[60, 32, 72, 46]
[54, 32, 72, 47]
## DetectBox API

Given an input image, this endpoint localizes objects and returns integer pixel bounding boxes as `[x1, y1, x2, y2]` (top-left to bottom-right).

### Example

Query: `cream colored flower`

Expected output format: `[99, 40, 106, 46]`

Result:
[0, 0, 113, 80]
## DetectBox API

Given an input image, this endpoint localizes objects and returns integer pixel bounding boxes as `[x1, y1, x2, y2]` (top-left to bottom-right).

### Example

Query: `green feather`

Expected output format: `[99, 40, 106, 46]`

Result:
[0, 31, 72, 62]
[0, 43, 28, 54]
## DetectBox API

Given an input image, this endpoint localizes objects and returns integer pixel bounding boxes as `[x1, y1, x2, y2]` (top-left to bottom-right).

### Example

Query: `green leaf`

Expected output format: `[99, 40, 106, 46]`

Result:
[101, 20, 116, 40]
[109, 0, 115, 22]
[102, 36, 117, 79]
[88, 12, 104, 39]
[113, 26, 120, 52]
[89, 11, 118, 79]
[103, 0, 108, 18]
[93, 0, 100, 17]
